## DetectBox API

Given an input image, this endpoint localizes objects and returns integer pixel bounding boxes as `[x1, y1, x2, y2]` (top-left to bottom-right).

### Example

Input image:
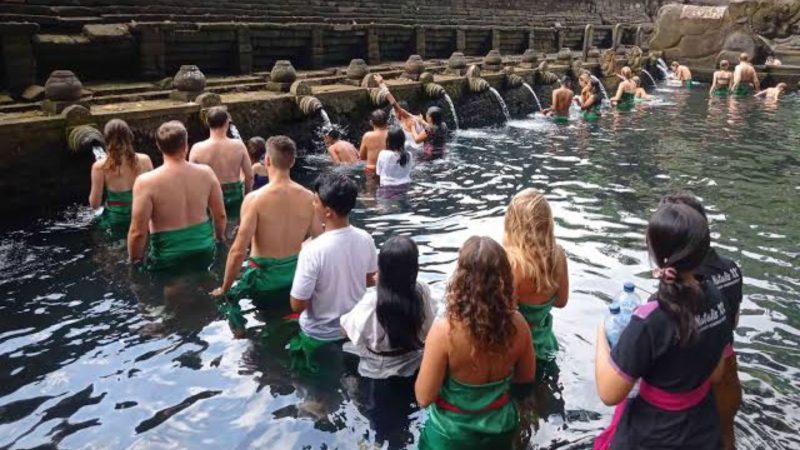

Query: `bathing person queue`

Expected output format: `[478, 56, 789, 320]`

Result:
[89, 73, 744, 450]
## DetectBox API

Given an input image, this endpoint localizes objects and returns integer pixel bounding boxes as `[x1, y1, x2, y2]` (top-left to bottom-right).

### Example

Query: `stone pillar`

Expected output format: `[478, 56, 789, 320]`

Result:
[555, 26, 565, 53]
[456, 29, 466, 53]
[0, 23, 39, 95]
[528, 29, 535, 51]
[135, 23, 170, 79]
[583, 24, 594, 60]
[236, 25, 253, 74]
[612, 24, 623, 50]
[311, 28, 325, 69]
[367, 26, 381, 65]
[492, 29, 501, 51]
[415, 27, 426, 59]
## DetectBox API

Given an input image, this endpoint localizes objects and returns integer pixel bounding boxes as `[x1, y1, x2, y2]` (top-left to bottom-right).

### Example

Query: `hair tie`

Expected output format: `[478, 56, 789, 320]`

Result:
[652, 267, 677, 284]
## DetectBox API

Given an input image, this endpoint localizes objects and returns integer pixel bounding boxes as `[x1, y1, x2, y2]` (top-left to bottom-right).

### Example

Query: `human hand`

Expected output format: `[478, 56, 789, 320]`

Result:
[374, 74, 385, 84]
[210, 287, 225, 297]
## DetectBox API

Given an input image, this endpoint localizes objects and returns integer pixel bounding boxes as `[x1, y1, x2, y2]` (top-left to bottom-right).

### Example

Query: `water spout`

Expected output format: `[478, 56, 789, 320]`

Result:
[656, 58, 670, 79]
[92, 144, 107, 161]
[640, 69, 657, 87]
[442, 93, 460, 130]
[590, 75, 610, 103]
[229, 123, 242, 140]
[522, 82, 543, 112]
[320, 109, 332, 129]
[488, 87, 511, 122]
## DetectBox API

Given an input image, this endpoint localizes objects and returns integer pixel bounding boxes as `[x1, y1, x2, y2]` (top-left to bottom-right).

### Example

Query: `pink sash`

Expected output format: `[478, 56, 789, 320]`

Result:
[593, 378, 712, 449]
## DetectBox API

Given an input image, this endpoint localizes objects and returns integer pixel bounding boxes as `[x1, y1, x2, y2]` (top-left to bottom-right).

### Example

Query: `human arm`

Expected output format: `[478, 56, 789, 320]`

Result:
[359, 136, 368, 161]
[594, 324, 636, 405]
[188, 144, 198, 163]
[709, 72, 718, 94]
[240, 145, 254, 194]
[410, 124, 428, 144]
[580, 94, 596, 111]
[415, 319, 449, 407]
[753, 70, 760, 91]
[289, 246, 317, 313]
[710, 353, 727, 383]
[611, 83, 624, 103]
[88, 161, 104, 209]
[138, 154, 154, 172]
[554, 253, 570, 308]
[127, 177, 152, 263]
[731, 66, 741, 90]
[327, 145, 342, 163]
[206, 168, 227, 240]
[754, 89, 767, 98]
[213, 195, 257, 295]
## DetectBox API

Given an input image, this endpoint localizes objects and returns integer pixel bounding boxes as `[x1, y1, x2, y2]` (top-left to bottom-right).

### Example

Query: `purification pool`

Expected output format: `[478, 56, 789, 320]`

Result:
[0, 85, 798, 449]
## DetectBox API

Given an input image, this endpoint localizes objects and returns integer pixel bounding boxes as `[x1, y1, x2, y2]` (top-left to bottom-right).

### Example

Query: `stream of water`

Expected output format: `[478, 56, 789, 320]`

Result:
[489, 87, 512, 122]
[0, 85, 798, 449]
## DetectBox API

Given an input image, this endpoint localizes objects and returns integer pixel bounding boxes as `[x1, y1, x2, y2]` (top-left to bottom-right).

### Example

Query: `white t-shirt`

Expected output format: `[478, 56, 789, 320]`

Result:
[376, 150, 414, 187]
[340, 282, 435, 378]
[290, 226, 378, 340]
[404, 128, 423, 153]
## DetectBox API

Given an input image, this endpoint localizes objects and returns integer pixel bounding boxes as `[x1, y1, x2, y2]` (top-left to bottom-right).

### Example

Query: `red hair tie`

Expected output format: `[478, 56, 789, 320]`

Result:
[652, 267, 677, 284]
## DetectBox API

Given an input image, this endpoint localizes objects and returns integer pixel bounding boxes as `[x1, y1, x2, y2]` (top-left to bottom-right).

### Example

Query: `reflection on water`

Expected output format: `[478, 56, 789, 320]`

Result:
[1, 89, 798, 449]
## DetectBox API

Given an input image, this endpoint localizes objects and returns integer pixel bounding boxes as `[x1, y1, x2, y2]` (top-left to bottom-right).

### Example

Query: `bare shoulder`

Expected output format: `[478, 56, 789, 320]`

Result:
[91, 159, 105, 171]
[512, 311, 530, 333]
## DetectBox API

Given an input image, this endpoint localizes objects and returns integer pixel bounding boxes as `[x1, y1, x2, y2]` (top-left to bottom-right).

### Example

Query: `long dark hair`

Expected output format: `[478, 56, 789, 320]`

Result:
[647, 203, 710, 345]
[376, 236, 425, 351]
[103, 119, 138, 173]
[386, 126, 409, 167]
[427, 106, 444, 126]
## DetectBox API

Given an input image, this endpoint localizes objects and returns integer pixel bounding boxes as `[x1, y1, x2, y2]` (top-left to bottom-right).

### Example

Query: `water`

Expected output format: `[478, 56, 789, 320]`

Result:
[488, 87, 511, 122]
[320, 109, 333, 130]
[657, 58, 671, 79]
[522, 82, 544, 112]
[1, 89, 799, 449]
[229, 123, 242, 140]
[92, 144, 107, 161]
[442, 93, 460, 130]
[640, 69, 657, 88]
[590, 75, 610, 103]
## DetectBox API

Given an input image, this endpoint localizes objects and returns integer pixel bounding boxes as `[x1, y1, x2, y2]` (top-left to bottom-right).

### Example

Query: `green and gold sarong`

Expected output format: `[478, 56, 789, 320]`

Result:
[288, 329, 342, 374]
[733, 84, 752, 97]
[616, 92, 635, 111]
[713, 86, 730, 97]
[95, 189, 132, 233]
[222, 181, 244, 217]
[519, 296, 559, 362]
[550, 114, 569, 124]
[146, 219, 216, 272]
[226, 254, 299, 309]
[419, 376, 518, 450]
[582, 105, 600, 122]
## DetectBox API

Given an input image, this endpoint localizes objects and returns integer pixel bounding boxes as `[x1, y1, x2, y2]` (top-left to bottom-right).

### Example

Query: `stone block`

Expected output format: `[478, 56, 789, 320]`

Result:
[41, 99, 89, 115]
[169, 90, 202, 102]
[83, 24, 132, 42]
[266, 81, 292, 92]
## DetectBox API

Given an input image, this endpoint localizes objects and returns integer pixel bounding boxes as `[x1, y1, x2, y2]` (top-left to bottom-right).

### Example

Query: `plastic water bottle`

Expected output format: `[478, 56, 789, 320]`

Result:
[618, 282, 642, 315]
[605, 302, 625, 348]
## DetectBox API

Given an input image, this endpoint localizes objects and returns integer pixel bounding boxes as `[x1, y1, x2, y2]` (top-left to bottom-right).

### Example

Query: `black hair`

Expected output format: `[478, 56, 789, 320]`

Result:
[376, 236, 425, 352]
[590, 78, 602, 95]
[561, 76, 572, 87]
[386, 126, 410, 167]
[426, 106, 443, 126]
[313, 172, 358, 217]
[325, 128, 342, 140]
[370, 109, 388, 127]
[659, 191, 707, 220]
[646, 203, 711, 345]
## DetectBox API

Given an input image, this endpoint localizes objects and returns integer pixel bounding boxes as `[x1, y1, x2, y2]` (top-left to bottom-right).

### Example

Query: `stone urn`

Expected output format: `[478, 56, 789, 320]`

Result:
[448, 52, 467, 71]
[521, 49, 538, 65]
[557, 48, 573, 62]
[44, 70, 83, 101]
[404, 55, 425, 76]
[270, 60, 297, 84]
[173, 65, 206, 92]
[588, 47, 601, 59]
[484, 49, 502, 66]
[346, 59, 369, 80]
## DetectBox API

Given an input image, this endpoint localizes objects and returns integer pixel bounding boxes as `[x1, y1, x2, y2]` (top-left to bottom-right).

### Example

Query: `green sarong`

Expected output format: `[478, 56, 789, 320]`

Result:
[550, 114, 569, 124]
[146, 219, 216, 272]
[96, 189, 132, 231]
[684, 79, 695, 89]
[288, 330, 342, 374]
[733, 84, 752, 97]
[616, 92, 635, 111]
[226, 254, 299, 309]
[713, 87, 730, 97]
[419, 376, 518, 450]
[518, 297, 559, 362]
[222, 181, 244, 217]
[582, 105, 600, 122]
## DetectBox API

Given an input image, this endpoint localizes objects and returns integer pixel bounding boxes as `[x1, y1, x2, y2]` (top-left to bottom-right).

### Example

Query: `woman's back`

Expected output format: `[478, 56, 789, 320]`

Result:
[100, 154, 148, 192]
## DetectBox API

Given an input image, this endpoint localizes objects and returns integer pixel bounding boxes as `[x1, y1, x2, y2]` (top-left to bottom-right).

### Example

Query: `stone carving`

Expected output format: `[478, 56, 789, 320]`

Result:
[465, 65, 489, 92]
[484, 50, 502, 71]
[521, 49, 538, 66]
[173, 65, 206, 92]
[503, 66, 525, 88]
[447, 52, 467, 76]
[628, 46, 643, 73]
[290, 80, 313, 96]
[601, 49, 617, 78]
[534, 61, 559, 85]
[346, 59, 369, 80]
[297, 96, 324, 116]
[402, 55, 425, 80]
[419, 71, 435, 85]
[423, 82, 446, 98]
[44, 70, 82, 102]
[270, 60, 297, 83]
[557, 48, 573, 63]
[67, 125, 104, 154]
[570, 58, 586, 79]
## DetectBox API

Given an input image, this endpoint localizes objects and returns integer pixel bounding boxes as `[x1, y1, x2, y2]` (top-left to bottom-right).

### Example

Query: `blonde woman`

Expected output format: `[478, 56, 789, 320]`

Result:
[611, 66, 636, 110]
[89, 119, 153, 230]
[503, 189, 569, 377]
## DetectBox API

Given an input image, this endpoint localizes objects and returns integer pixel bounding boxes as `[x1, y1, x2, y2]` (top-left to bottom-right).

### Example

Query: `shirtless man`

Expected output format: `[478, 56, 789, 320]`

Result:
[324, 129, 359, 164]
[128, 121, 226, 271]
[709, 60, 733, 96]
[359, 109, 389, 176]
[189, 106, 253, 217]
[544, 77, 574, 122]
[670, 61, 693, 86]
[212, 136, 321, 331]
[732, 53, 760, 96]
[755, 82, 788, 100]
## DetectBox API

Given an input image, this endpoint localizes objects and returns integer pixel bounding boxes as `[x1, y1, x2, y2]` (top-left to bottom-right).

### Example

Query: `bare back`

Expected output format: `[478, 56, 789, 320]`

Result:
[331, 141, 359, 164]
[248, 180, 317, 258]
[138, 162, 218, 233]
[360, 129, 388, 168]
[98, 154, 152, 192]
[190, 137, 248, 184]
[552, 88, 574, 116]
[735, 63, 756, 85]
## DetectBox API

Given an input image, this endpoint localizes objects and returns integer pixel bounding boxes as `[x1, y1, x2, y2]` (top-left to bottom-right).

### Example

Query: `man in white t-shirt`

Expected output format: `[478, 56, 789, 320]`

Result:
[288, 172, 378, 370]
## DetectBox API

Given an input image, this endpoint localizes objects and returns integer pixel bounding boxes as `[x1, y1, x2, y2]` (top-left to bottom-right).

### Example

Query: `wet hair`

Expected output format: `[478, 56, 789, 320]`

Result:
[246, 136, 266, 164]
[621, 66, 632, 80]
[646, 203, 711, 345]
[579, 72, 591, 85]
[777, 82, 788, 90]
[426, 106, 444, 126]
[370, 109, 388, 128]
[313, 172, 358, 217]
[590, 78, 603, 96]
[504, 188, 565, 295]
[156, 120, 188, 156]
[103, 119, 138, 173]
[633, 76, 642, 87]
[739, 52, 749, 62]
[671, 61, 679, 68]
[325, 128, 342, 140]
[720, 60, 730, 70]
[659, 191, 707, 220]
[446, 236, 517, 352]
[561, 76, 572, 87]
[206, 106, 230, 129]
[376, 236, 425, 352]
[386, 126, 410, 167]
[265, 135, 296, 170]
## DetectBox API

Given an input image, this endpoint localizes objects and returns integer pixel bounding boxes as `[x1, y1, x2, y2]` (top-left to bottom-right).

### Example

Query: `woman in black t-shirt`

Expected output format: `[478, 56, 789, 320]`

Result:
[594, 203, 732, 450]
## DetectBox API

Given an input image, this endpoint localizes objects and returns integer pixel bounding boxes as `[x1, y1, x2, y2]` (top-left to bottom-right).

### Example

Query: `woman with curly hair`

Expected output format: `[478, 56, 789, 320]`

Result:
[416, 236, 535, 450]
[504, 189, 569, 378]
[88, 119, 153, 231]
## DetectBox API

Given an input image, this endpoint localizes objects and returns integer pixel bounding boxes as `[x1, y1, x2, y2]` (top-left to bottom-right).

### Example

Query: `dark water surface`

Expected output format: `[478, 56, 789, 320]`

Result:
[1, 86, 798, 449]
